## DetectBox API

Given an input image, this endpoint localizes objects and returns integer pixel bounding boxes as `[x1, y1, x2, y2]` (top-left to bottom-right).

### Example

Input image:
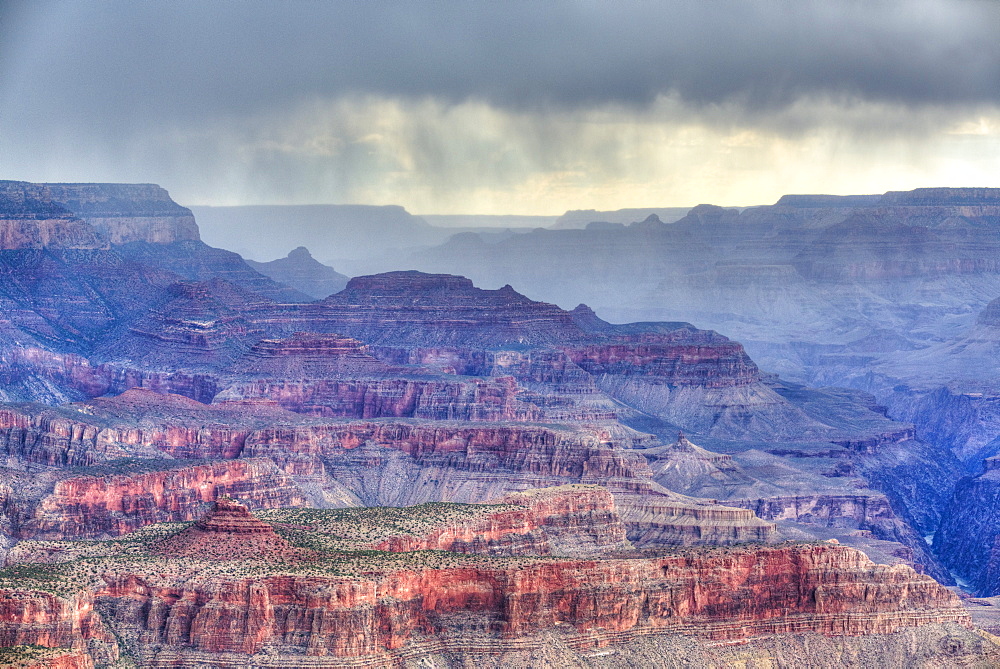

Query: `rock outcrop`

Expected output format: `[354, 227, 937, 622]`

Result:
[0, 588, 115, 667]
[304, 271, 588, 347]
[0, 182, 105, 250]
[217, 375, 542, 421]
[246, 246, 349, 299]
[372, 485, 631, 556]
[0, 528, 969, 667]
[0, 180, 204, 249]
[152, 497, 306, 562]
[15, 458, 307, 541]
[231, 331, 393, 378]
[94, 279, 268, 371]
[42, 182, 200, 245]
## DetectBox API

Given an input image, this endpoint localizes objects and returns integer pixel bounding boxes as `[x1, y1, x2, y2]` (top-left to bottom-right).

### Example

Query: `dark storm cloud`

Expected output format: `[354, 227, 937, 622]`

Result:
[2, 0, 998, 212]
[2, 0, 999, 130]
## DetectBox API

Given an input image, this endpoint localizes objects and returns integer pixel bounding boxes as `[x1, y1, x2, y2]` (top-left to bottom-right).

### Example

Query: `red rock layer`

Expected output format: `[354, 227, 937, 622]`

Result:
[243, 420, 774, 546]
[235, 332, 393, 377]
[88, 544, 968, 662]
[244, 421, 650, 482]
[18, 458, 306, 540]
[375, 486, 630, 556]
[0, 347, 225, 408]
[0, 397, 251, 467]
[619, 494, 775, 546]
[153, 498, 305, 562]
[0, 589, 112, 665]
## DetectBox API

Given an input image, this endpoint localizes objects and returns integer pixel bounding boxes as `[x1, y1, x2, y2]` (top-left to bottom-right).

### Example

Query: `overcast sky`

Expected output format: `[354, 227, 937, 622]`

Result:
[2, 0, 999, 214]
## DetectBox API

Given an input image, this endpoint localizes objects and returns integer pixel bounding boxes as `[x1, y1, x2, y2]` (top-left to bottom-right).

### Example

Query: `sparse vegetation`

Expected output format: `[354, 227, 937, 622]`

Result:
[0, 644, 77, 667]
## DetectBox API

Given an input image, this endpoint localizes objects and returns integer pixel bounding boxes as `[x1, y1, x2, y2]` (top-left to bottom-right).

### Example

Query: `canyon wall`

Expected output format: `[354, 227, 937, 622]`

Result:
[42, 183, 200, 245]
[81, 544, 969, 665]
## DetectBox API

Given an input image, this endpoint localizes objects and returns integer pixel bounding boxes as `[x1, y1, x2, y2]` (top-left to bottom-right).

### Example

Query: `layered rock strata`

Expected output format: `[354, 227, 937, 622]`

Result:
[15, 458, 306, 541]
[41, 182, 200, 245]
[369, 485, 631, 556]
[0, 389, 774, 549]
[0, 526, 969, 667]
[0, 588, 115, 667]
[152, 497, 307, 562]
[0, 182, 105, 250]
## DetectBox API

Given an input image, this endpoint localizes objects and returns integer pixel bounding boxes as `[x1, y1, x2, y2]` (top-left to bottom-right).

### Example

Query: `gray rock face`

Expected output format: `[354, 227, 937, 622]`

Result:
[0, 181, 105, 249]
[246, 246, 349, 299]
[41, 182, 200, 244]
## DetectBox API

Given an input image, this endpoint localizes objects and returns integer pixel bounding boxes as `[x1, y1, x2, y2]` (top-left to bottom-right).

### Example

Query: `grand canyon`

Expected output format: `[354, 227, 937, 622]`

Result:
[7, 2, 1000, 666]
[0, 180, 999, 666]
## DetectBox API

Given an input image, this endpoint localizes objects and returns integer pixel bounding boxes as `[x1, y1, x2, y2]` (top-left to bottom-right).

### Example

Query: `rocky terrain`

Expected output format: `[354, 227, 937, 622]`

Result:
[0, 497, 978, 668]
[246, 246, 349, 299]
[935, 456, 1000, 595]
[387, 186, 1000, 591]
[3, 181, 1000, 663]
[41, 183, 200, 245]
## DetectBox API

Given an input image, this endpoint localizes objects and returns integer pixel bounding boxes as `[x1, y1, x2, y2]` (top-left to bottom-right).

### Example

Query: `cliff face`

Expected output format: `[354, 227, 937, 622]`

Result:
[935, 457, 1000, 595]
[243, 419, 656, 498]
[218, 375, 541, 421]
[0, 397, 253, 467]
[375, 486, 631, 556]
[313, 271, 589, 347]
[0, 492, 974, 666]
[42, 183, 200, 245]
[81, 544, 969, 665]
[17, 458, 306, 541]
[0, 181, 201, 249]
[0, 181, 105, 250]
[566, 339, 759, 388]
[94, 279, 268, 371]
[0, 588, 114, 666]
[233, 332, 392, 378]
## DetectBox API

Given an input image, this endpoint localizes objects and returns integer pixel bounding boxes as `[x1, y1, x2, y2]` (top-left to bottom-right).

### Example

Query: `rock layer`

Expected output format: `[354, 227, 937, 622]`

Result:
[0, 181, 105, 250]
[63, 544, 975, 665]
[42, 182, 200, 244]
[16, 458, 306, 541]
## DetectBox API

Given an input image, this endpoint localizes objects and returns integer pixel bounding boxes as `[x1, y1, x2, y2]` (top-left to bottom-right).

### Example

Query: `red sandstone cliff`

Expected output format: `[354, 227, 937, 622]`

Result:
[82, 544, 970, 665]
[16, 458, 307, 540]
[374, 485, 630, 556]
[0, 588, 114, 667]
[0, 493, 972, 667]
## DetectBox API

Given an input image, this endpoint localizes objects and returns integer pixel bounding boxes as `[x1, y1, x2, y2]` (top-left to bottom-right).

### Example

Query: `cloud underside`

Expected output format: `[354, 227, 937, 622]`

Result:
[9, 95, 999, 213]
[2, 1, 999, 212]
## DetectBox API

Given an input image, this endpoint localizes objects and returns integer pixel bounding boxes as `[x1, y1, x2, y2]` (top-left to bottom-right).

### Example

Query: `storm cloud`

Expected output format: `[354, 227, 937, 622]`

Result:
[2, 0, 999, 212]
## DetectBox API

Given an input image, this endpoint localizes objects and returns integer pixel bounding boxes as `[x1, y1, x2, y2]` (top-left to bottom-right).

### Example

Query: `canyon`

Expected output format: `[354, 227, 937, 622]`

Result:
[0, 496, 980, 668]
[2, 181, 1000, 664]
